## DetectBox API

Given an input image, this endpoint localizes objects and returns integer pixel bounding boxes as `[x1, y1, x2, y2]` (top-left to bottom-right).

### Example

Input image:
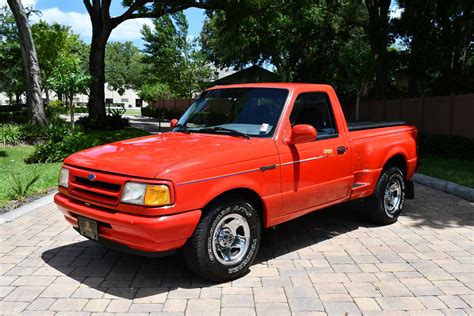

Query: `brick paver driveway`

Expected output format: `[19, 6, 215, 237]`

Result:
[1, 185, 473, 315]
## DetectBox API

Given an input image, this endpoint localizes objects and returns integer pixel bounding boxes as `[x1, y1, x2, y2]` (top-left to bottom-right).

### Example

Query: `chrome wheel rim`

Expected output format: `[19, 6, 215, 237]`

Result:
[384, 177, 402, 215]
[212, 213, 250, 265]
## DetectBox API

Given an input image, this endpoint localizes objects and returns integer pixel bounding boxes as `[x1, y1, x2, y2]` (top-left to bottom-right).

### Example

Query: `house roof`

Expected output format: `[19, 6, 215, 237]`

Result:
[212, 65, 281, 85]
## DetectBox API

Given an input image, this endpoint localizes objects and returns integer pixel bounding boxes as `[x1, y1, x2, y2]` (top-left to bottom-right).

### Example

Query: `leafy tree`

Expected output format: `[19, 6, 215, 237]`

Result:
[141, 12, 212, 98]
[47, 53, 90, 130]
[83, 0, 218, 128]
[201, 1, 372, 99]
[105, 41, 146, 94]
[0, 6, 24, 105]
[138, 82, 172, 102]
[6, 0, 47, 125]
[32, 21, 86, 102]
[395, 0, 473, 96]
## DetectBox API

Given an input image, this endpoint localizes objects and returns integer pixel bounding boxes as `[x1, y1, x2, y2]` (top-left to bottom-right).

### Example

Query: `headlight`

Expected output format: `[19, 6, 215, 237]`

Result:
[121, 182, 171, 206]
[59, 168, 69, 188]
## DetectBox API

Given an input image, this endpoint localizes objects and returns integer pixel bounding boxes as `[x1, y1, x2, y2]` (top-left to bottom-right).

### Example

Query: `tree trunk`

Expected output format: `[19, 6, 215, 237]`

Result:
[365, 0, 390, 100]
[355, 89, 361, 121]
[7, 0, 48, 126]
[88, 28, 110, 127]
[69, 92, 75, 131]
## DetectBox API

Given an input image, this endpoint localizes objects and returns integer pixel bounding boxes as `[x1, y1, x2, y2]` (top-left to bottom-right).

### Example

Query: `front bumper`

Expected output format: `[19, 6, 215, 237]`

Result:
[54, 193, 201, 254]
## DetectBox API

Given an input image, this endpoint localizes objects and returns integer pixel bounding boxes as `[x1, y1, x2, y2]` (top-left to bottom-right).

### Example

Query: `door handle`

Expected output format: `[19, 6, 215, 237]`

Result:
[337, 146, 346, 155]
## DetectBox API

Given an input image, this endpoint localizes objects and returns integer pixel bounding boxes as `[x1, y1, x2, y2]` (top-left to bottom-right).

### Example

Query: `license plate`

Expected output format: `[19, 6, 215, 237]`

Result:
[78, 217, 98, 240]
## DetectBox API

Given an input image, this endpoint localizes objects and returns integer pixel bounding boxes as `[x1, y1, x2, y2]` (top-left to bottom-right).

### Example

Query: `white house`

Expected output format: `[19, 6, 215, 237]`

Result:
[0, 83, 146, 108]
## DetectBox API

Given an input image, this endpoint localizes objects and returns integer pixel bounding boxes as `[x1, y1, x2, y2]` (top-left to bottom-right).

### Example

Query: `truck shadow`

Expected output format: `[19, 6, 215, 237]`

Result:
[40, 200, 372, 299]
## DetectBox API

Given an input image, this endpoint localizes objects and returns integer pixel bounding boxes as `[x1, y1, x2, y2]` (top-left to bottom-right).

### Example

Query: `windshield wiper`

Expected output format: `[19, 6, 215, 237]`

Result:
[197, 126, 250, 139]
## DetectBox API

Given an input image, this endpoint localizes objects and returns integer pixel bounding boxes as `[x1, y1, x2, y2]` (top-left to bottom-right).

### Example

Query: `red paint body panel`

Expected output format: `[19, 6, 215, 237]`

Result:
[55, 83, 418, 254]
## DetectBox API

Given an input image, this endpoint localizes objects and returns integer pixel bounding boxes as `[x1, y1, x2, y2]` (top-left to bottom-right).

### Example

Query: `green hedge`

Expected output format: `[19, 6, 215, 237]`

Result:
[418, 133, 474, 160]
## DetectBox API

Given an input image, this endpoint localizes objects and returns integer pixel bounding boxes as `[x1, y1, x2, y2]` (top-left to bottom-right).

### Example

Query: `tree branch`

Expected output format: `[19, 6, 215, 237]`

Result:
[111, 0, 220, 29]
[111, 0, 152, 28]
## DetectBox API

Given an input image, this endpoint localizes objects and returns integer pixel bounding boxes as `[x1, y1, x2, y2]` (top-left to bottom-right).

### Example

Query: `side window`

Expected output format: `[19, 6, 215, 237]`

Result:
[289, 93, 338, 139]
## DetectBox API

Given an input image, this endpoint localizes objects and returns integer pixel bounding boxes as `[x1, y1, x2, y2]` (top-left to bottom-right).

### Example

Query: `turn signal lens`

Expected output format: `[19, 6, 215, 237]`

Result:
[144, 185, 171, 206]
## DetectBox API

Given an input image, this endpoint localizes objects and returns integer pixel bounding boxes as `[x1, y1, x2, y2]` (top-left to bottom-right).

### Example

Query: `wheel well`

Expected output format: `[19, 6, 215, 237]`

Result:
[204, 188, 265, 225]
[383, 154, 407, 177]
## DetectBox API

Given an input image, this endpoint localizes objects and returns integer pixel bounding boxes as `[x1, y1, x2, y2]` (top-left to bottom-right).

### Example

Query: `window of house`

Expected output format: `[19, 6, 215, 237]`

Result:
[121, 98, 129, 103]
[289, 92, 338, 139]
[105, 98, 113, 104]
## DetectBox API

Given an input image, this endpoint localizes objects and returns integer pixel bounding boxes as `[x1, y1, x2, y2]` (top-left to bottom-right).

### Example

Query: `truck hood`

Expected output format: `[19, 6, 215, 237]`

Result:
[64, 132, 266, 179]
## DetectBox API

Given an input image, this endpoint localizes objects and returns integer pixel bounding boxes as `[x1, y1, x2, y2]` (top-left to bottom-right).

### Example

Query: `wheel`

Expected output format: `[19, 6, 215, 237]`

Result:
[365, 166, 405, 225]
[183, 195, 261, 282]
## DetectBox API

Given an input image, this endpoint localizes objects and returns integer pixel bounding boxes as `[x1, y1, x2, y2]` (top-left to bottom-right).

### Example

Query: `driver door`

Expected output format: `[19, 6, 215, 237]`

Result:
[277, 92, 353, 215]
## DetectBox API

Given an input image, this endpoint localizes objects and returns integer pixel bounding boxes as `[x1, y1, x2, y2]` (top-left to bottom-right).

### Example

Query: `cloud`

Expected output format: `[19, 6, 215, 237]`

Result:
[110, 18, 153, 42]
[28, 7, 152, 43]
[31, 7, 92, 38]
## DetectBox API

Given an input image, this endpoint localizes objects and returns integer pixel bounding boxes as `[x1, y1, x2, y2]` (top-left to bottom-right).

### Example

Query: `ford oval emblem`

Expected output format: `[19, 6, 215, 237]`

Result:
[87, 173, 96, 181]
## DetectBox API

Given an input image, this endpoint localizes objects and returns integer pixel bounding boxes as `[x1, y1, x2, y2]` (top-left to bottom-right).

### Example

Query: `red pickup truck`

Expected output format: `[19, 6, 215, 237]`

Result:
[55, 83, 418, 281]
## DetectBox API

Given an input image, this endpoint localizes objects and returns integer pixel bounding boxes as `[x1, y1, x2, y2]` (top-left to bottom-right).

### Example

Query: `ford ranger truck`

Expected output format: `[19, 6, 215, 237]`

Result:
[55, 83, 418, 282]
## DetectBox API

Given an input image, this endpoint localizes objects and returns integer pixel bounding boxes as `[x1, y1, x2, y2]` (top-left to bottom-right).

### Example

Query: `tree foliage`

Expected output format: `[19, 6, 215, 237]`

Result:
[31, 20, 87, 100]
[47, 53, 90, 130]
[141, 12, 212, 98]
[105, 41, 146, 94]
[0, 6, 24, 104]
[201, 0, 473, 101]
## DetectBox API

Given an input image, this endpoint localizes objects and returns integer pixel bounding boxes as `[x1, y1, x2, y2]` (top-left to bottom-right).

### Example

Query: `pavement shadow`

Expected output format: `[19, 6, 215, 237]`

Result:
[400, 184, 474, 229]
[41, 200, 372, 299]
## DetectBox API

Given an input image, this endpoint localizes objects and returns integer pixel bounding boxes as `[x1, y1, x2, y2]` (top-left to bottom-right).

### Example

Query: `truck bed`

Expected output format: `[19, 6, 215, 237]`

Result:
[347, 121, 408, 132]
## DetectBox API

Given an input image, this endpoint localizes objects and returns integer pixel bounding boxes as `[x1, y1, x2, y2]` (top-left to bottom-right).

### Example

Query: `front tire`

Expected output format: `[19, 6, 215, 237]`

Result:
[183, 196, 261, 282]
[365, 166, 405, 225]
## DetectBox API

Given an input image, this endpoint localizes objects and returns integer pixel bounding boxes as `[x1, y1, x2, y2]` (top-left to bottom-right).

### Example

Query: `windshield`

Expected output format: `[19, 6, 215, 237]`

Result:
[174, 88, 289, 137]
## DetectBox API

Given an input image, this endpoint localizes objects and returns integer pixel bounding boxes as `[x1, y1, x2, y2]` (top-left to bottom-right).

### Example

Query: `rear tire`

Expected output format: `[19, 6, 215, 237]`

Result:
[365, 166, 405, 225]
[183, 195, 261, 282]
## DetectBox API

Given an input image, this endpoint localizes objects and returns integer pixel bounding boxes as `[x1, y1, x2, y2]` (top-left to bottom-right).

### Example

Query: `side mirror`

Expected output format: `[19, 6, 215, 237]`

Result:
[285, 124, 317, 145]
[170, 119, 178, 129]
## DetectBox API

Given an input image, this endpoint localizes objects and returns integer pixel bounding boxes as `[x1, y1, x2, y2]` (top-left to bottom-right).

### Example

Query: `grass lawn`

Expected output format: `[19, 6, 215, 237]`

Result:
[0, 127, 150, 210]
[0, 146, 61, 209]
[419, 156, 474, 188]
[123, 108, 142, 115]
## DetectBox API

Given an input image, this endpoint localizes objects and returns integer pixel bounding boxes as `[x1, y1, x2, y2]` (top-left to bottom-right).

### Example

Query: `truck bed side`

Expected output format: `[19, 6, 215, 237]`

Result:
[348, 125, 418, 199]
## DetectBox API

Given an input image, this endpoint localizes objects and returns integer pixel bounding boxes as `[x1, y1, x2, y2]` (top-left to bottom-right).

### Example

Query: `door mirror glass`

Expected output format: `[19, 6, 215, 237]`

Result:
[285, 124, 317, 145]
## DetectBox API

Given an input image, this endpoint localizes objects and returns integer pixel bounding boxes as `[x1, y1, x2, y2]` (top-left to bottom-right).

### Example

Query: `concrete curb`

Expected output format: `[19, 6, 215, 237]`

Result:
[0, 191, 57, 225]
[413, 173, 474, 202]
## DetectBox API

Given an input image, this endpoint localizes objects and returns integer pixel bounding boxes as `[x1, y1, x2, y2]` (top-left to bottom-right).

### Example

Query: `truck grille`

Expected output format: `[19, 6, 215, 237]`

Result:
[68, 171, 123, 206]
[74, 176, 121, 192]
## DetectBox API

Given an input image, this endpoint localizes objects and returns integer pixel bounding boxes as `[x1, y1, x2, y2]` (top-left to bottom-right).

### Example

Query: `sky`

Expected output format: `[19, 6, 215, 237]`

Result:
[1, 0, 207, 47]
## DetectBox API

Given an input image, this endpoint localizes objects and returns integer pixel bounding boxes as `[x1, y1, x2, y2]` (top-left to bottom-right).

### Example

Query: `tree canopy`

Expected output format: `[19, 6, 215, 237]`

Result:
[105, 41, 146, 94]
[141, 12, 212, 98]
[201, 0, 473, 100]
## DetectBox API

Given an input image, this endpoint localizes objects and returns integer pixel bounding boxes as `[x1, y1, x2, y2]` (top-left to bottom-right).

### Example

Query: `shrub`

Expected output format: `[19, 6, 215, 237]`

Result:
[26, 131, 100, 163]
[0, 124, 22, 146]
[419, 133, 474, 160]
[77, 115, 130, 131]
[18, 122, 48, 143]
[8, 171, 40, 200]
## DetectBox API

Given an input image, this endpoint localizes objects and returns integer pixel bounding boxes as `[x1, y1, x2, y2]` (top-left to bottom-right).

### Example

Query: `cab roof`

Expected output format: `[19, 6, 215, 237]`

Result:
[207, 82, 334, 91]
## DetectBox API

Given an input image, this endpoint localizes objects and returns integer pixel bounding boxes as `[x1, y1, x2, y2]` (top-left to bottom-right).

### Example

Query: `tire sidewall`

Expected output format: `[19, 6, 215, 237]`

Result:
[204, 201, 260, 278]
[379, 168, 405, 219]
